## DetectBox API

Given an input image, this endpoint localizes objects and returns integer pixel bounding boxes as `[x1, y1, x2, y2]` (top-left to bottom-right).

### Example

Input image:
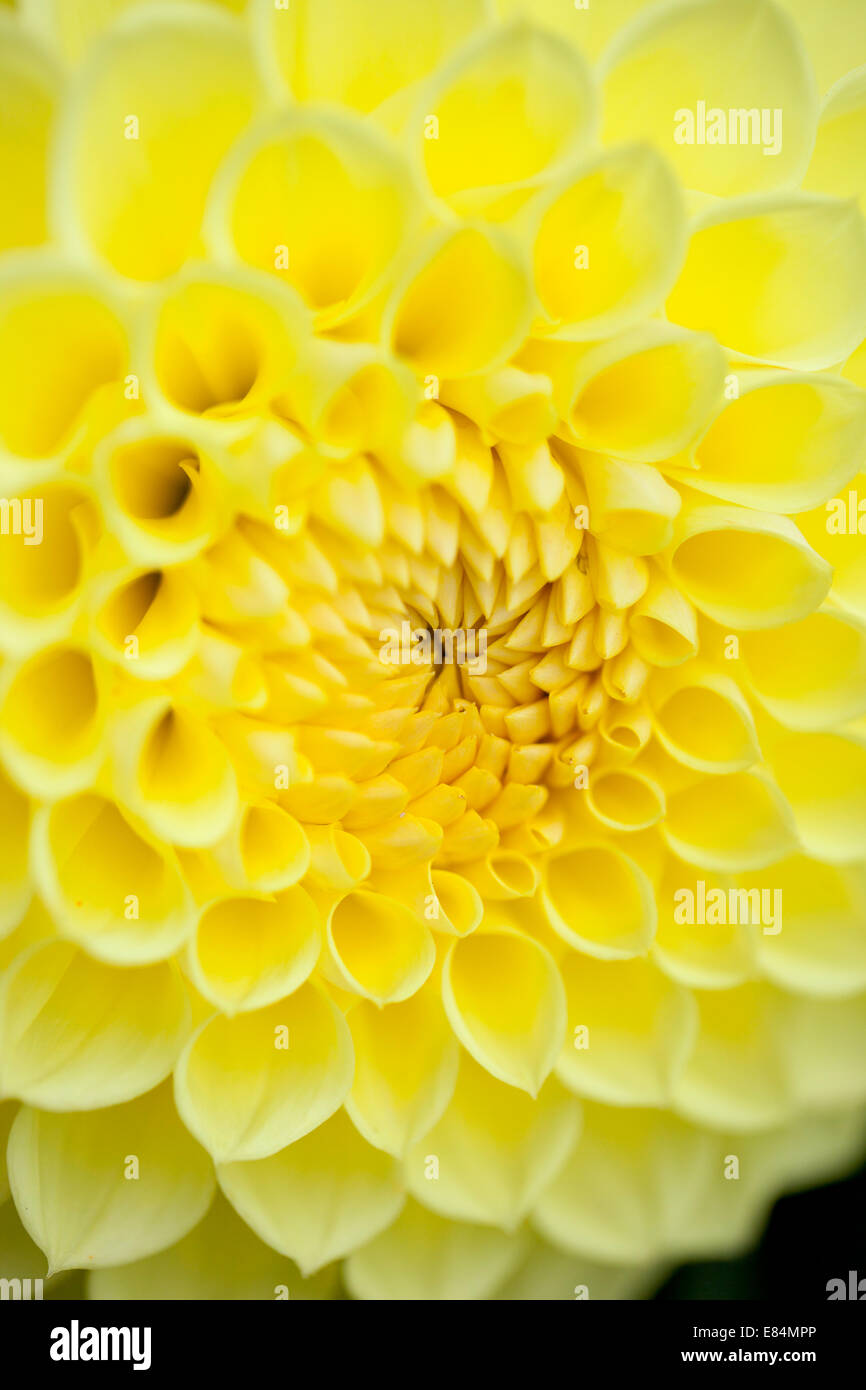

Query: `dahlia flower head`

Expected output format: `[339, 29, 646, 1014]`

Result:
[1, 0, 866, 1303]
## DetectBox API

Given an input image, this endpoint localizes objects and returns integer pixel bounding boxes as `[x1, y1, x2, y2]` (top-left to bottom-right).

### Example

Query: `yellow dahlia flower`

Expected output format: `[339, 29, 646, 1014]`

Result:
[1, 0, 866, 1303]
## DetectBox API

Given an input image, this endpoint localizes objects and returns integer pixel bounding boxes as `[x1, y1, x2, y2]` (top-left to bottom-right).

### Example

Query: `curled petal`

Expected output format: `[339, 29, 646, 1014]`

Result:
[0, 258, 128, 462]
[385, 222, 533, 378]
[556, 951, 698, 1107]
[682, 372, 866, 514]
[414, 22, 596, 218]
[146, 265, 310, 420]
[542, 844, 657, 960]
[406, 1056, 581, 1227]
[218, 1108, 404, 1275]
[206, 109, 417, 330]
[529, 143, 686, 339]
[669, 497, 832, 629]
[804, 66, 866, 213]
[345, 1197, 528, 1301]
[94, 421, 224, 567]
[601, 0, 817, 197]
[578, 455, 682, 558]
[0, 941, 189, 1110]
[52, 5, 259, 279]
[742, 608, 866, 730]
[88, 1191, 338, 1301]
[252, 0, 486, 113]
[664, 769, 797, 872]
[189, 889, 321, 1015]
[0, 18, 59, 252]
[564, 323, 726, 464]
[0, 645, 103, 798]
[31, 793, 195, 965]
[110, 698, 239, 849]
[768, 731, 866, 864]
[7, 1082, 215, 1274]
[174, 984, 353, 1162]
[346, 983, 460, 1157]
[667, 194, 866, 369]
[325, 888, 435, 1004]
[443, 927, 567, 1094]
[650, 668, 761, 772]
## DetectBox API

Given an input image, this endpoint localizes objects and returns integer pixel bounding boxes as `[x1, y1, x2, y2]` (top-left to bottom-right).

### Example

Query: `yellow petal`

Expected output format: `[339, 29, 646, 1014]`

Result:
[565, 323, 726, 463]
[32, 793, 194, 965]
[653, 853, 757, 990]
[578, 454, 682, 557]
[782, 993, 866, 1109]
[440, 368, 556, 447]
[0, 258, 128, 460]
[671, 983, 792, 1130]
[529, 142, 685, 340]
[23, 0, 250, 64]
[252, 0, 486, 113]
[542, 844, 657, 959]
[586, 768, 665, 832]
[146, 265, 310, 419]
[88, 1190, 337, 1301]
[797, 470, 866, 621]
[210, 803, 310, 894]
[668, 194, 866, 369]
[684, 372, 866, 513]
[0, 645, 103, 798]
[0, 18, 58, 251]
[664, 769, 797, 871]
[416, 21, 596, 218]
[345, 1196, 528, 1300]
[752, 855, 866, 996]
[92, 567, 200, 681]
[109, 698, 239, 849]
[385, 223, 533, 378]
[205, 108, 416, 329]
[442, 927, 566, 1093]
[0, 482, 95, 654]
[406, 1056, 580, 1227]
[776, 0, 866, 94]
[742, 608, 866, 729]
[52, 5, 259, 279]
[533, 1102, 771, 1264]
[94, 420, 224, 567]
[496, 0, 651, 64]
[669, 498, 832, 628]
[326, 888, 435, 1004]
[189, 889, 321, 1015]
[279, 338, 416, 453]
[804, 67, 866, 215]
[346, 983, 460, 1156]
[650, 668, 761, 771]
[557, 951, 697, 1107]
[0, 767, 30, 938]
[768, 731, 866, 863]
[601, 0, 817, 197]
